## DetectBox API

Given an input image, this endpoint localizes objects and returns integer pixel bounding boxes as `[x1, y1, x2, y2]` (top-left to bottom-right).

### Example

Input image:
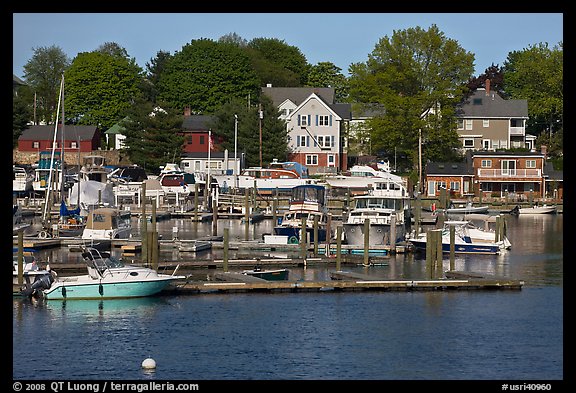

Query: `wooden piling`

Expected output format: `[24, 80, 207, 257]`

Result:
[363, 218, 370, 266]
[244, 189, 249, 240]
[300, 215, 307, 258]
[141, 182, 148, 264]
[223, 227, 229, 273]
[17, 231, 24, 286]
[336, 225, 342, 272]
[390, 215, 397, 254]
[449, 225, 455, 271]
[272, 197, 277, 226]
[313, 215, 319, 257]
[212, 198, 218, 236]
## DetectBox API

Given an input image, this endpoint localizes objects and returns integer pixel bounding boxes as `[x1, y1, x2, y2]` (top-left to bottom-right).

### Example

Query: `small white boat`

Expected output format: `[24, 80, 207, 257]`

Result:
[81, 207, 132, 246]
[518, 205, 557, 214]
[41, 247, 184, 300]
[13, 254, 54, 297]
[445, 202, 489, 214]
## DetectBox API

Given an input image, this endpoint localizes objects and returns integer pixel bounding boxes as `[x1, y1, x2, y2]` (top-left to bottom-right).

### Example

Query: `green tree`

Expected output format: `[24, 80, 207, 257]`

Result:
[209, 95, 289, 168]
[466, 63, 505, 97]
[156, 39, 260, 113]
[306, 62, 349, 102]
[22, 45, 70, 124]
[248, 37, 309, 86]
[143, 50, 173, 103]
[121, 98, 185, 174]
[348, 24, 474, 177]
[502, 42, 563, 156]
[64, 48, 143, 130]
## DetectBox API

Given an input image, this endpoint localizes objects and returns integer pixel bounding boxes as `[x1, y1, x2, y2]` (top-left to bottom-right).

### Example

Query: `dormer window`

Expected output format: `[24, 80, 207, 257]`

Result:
[473, 98, 482, 105]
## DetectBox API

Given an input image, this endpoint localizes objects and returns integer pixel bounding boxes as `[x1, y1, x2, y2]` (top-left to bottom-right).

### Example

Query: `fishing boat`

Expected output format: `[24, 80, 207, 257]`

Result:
[40, 247, 184, 300]
[273, 184, 328, 243]
[242, 267, 289, 281]
[407, 219, 510, 255]
[517, 205, 557, 214]
[343, 178, 411, 246]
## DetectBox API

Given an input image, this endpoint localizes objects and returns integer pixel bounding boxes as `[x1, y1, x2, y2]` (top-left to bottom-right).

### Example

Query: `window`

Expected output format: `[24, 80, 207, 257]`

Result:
[481, 159, 492, 168]
[305, 154, 318, 166]
[436, 181, 447, 190]
[199, 135, 205, 145]
[316, 135, 331, 148]
[465, 120, 473, 130]
[70, 141, 78, 149]
[450, 181, 460, 191]
[526, 160, 536, 168]
[298, 135, 306, 147]
[318, 115, 329, 126]
[463, 139, 474, 148]
[427, 181, 436, 196]
[483, 119, 490, 127]
[327, 154, 335, 167]
[473, 98, 482, 105]
[482, 139, 490, 150]
[187, 135, 192, 144]
[32, 141, 39, 149]
[300, 115, 308, 126]
[457, 119, 464, 130]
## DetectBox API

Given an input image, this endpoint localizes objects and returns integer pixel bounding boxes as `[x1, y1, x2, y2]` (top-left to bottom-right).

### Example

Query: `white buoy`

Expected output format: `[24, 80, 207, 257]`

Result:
[141, 358, 156, 369]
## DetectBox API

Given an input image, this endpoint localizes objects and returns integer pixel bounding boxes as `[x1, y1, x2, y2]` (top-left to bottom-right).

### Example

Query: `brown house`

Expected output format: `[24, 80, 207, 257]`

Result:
[18, 125, 101, 153]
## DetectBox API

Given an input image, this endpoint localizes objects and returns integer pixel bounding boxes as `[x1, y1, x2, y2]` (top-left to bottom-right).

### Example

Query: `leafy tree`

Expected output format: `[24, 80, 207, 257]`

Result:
[156, 39, 260, 114]
[218, 32, 248, 47]
[209, 95, 289, 168]
[248, 37, 309, 86]
[502, 42, 563, 156]
[306, 61, 349, 102]
[466, 63, 505, 97]
[97, 42, 130, 58]
[22, 45, 70, 124]
[121, 98, 185, 174]
[348, 24, 474, 180]
[64, 48, 143, 130]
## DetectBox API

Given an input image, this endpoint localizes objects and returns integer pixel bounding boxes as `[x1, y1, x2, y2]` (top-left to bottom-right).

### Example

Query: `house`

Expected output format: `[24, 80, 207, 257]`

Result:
[456, 81, 535, 152]
[261, 86, 351, 175]
[18, 125, 101, 153]
[424, 148, 561, 200]
[181, 111, 215, 154]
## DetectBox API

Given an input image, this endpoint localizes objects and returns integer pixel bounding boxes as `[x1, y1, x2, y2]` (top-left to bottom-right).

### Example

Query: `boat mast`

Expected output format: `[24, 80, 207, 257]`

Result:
[41, 74, 65, 228]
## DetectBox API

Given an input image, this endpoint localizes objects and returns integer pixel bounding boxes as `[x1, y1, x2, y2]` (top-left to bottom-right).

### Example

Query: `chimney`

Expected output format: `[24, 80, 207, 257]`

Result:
[541, 145, 547, 159]
[485, 79, 491, 96]
[184, 106, 191, 116]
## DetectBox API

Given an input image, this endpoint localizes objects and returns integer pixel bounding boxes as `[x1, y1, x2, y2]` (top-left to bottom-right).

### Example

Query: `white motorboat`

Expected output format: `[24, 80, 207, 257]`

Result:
[13, 254, 54, 297]
[40, 247, 184, 300]
[81, 207, 132, 246]
[518, 205, 557, 214]
[321, 165, 407, 191]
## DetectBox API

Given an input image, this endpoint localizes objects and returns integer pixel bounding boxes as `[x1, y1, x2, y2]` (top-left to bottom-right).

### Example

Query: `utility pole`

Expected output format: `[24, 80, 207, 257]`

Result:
[259, 103, 263, 168]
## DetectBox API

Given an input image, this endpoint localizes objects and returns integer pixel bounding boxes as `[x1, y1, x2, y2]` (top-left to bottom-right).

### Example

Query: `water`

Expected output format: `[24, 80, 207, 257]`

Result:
[13, 213, 563, 382]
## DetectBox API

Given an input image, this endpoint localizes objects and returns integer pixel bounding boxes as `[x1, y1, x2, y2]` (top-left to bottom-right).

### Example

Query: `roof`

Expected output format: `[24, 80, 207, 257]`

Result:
[182, 115, 215, 131]
[261, 86, 335, 106]
[544, 162, 563, 181]
[426, 161, 474, 176]
[13, 74, 26, 86]
[329, 103, 352, 120]
[19, 125, 99, 141]
[457, 88, 528, 118]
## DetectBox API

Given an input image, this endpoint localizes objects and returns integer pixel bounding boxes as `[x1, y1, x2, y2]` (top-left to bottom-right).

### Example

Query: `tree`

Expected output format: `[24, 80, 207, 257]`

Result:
[348, 24, 475, 178]
[22, 45, 70, 124]
[156, 39, 260, 114]
[209, 95, 289, 168]
[13, 85, 34, 147]
[466, 63, 505, 97]
[306, 62, 349, 102]
[64, 48, 143, 130]
[143, 50, 173, 103]
[121, 98, 185, 174]
[248, 38, 309, 86]
[218, 32, 248, 47]
[502, 42, 563, 156]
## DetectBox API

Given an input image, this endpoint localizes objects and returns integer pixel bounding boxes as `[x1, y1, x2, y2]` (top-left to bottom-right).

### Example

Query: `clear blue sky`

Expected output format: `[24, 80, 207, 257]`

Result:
[13, 13, 563, 79]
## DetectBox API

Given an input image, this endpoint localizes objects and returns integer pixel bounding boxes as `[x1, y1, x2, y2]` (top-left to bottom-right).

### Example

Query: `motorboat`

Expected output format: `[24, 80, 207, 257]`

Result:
[213, 161, 314, 192]
[40, 247, 184, 300]
[343, 178, 411, 246]
[273, 184, 329, 243]
[13, 254, 54, 297]
[242, 267, 289, 281]
[407, 218, 511, 255]
[321, 164, 407, 191]
[444, 202, 490, 215]
[81, 207, 132, 245]
[13, 165, 33, 194]
[518, 205, 557, 214]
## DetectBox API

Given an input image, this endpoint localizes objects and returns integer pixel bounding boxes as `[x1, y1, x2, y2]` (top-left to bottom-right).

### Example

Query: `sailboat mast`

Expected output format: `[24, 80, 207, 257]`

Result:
[41, 74, 65, 227]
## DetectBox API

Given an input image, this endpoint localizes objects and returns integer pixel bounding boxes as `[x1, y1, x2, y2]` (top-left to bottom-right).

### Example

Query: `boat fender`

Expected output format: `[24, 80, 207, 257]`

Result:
[99, 283, 104, 296]
[288, 236, 299, 244]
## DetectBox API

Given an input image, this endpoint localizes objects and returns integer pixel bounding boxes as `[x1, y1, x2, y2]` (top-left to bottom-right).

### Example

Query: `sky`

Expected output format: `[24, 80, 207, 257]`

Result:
[13, 13, 563, 80]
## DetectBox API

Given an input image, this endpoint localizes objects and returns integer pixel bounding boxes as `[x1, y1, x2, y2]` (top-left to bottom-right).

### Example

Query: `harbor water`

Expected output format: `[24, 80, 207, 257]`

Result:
[13, 213, 563, 382]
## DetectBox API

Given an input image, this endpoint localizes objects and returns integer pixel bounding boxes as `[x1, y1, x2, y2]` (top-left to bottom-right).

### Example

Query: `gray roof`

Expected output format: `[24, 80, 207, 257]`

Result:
[261, 86, 335, 106]
[544, 162, 563, 181]
[457, 89, 528, 118]
[13, 74, 26, 86]
[329, 103, 352, 120]
[19, 125, 98, 141]
[182, 115, 215, 131]
[426, 161, 473, 176]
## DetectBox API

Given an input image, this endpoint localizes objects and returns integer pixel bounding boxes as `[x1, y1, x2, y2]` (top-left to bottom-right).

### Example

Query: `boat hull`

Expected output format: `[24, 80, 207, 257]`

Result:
[42, 278, 177, 300]
[243, 269, 289, 281]
[518, 206, 557, 214]
[408, 238, 500, 255]
[273, 226, 327, 243]
[343, 223, 406, 246]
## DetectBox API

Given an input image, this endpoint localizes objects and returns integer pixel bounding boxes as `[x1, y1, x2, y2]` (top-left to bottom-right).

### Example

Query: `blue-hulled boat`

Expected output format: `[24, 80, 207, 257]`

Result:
[40, 247, 184, 300]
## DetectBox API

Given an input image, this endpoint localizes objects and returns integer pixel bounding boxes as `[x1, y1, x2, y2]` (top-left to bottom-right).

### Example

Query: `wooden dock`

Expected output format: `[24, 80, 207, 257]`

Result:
[165, 274, 524, 294]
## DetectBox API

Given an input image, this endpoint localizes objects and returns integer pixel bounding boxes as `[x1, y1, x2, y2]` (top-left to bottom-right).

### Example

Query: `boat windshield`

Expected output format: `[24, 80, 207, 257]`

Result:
[106, 256, 125, 268]
[354, 198, 397, 209]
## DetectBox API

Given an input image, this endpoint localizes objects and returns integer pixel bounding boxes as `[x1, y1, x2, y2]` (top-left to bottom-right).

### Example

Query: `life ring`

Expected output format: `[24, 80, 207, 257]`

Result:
[288, 235, 299, 244]
[38, 230, 50, 239]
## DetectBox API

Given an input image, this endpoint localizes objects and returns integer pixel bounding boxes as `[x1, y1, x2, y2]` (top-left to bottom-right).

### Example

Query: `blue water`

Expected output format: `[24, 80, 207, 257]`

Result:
[12, 214, 563, 381]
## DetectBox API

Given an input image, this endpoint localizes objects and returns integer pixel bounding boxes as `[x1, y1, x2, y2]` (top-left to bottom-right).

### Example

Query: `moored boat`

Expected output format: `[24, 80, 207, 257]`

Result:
[242, 267, 289, 281]
[518, 205, 557, 214]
